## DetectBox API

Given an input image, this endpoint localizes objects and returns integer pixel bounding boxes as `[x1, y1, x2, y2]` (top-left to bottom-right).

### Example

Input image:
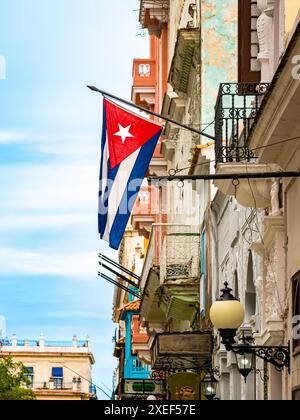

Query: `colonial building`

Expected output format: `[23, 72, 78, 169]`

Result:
[111, 0, 300, 400]
[207, 0, 300, 401]
[1, 334, 96, 400]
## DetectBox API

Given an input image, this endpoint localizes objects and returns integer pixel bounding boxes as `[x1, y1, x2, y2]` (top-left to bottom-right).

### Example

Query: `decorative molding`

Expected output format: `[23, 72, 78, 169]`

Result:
[257, 0, 277, 82]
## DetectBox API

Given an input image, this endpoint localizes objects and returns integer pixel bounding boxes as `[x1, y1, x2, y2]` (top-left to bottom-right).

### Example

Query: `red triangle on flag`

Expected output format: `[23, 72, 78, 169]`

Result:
[104, 99, 162, 169]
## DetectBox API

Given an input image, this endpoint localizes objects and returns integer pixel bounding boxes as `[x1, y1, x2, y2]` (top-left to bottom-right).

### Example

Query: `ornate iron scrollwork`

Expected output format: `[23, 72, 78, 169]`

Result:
[215, 82, 270, 165]
[166, 263, 189, 279]
[231, 345, 290, 372]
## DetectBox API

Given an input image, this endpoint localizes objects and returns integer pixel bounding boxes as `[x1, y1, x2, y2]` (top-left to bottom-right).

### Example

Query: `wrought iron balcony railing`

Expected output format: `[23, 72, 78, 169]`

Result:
[28, 382, 74, 391]
[215, 82, 270, 164]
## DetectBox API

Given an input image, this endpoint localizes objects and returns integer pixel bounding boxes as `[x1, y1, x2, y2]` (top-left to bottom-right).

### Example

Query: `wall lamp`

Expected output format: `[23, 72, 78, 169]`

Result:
[201, 372, 219, 400]
[210, 282, 290, 380]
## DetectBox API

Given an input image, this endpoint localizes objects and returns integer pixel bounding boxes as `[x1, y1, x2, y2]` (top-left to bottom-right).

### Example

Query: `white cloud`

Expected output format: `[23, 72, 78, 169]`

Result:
[0, 130, 96, 144]
[0, 162, 99, 211]
[0, 130, 99, 158]
[0, 248, 99, 278]
[0, 213, 94, 230]
[0, 131, 29, 144]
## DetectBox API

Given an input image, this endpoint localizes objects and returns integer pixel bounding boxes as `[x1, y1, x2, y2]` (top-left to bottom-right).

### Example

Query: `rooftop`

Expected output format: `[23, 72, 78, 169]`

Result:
[119, 300, 141, 313]
[0, 334, 91, 350]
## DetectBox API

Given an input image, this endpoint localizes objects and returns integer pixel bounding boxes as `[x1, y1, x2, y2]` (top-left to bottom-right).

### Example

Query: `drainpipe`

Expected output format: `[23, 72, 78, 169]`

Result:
[125, 312, 132, 377]
[210, 203, 220, 299]
[283, 188, 290, 400]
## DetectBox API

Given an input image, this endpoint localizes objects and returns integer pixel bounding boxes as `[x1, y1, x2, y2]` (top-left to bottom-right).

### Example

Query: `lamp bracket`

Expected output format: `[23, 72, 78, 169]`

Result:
[231, 345, 290, 373]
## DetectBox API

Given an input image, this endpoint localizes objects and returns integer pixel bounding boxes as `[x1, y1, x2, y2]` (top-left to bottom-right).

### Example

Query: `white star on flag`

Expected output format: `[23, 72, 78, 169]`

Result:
[113, 123, 134, 144]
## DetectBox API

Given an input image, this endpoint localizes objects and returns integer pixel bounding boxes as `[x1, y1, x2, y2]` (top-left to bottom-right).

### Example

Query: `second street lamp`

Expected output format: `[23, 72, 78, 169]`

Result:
[201, 373, 219, 401]
[235, 348, 255, 381]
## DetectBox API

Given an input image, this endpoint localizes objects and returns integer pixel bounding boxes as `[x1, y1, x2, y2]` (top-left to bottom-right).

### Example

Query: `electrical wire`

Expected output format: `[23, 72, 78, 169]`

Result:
[175, 120, 215, 129]
[168, 134, 300, 176]
[251, 135, 300, 153]
[59, 362, 111, 400]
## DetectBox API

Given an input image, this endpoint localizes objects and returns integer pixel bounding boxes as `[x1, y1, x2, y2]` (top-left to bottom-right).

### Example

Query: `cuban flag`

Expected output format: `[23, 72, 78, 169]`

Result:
[98, 99, 163, 250]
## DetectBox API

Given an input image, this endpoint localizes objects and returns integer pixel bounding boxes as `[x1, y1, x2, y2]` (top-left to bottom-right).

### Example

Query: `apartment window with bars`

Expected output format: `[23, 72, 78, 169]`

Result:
[238, 0, 261, 83]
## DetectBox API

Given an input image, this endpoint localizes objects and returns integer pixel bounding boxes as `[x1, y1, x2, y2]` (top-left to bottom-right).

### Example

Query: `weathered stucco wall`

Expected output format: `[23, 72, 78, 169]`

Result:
[285, 0, 300, 41]
[201, 0, 238, 140]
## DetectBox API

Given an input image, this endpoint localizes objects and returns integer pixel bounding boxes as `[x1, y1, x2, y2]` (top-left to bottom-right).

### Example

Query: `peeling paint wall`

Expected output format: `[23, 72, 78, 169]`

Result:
[285, 0, 300, 41]
[201, 0, 238, 141]
[168, 0, 185, 71]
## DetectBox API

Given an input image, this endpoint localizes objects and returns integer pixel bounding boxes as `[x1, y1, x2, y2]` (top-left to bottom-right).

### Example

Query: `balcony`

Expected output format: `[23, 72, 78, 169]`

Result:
[30, 381, 80, 392]
[140, 224, 200, 325]
[213, 83, 285, 209]
[139, 0, 169, 36]
[151, 331, 212, 370]
[169, 28, 200, 95]
[132, 59, 156, 109]
[124, 356, 151, 379]
[215, 82, 270, 164]
[142, 224, 201, 284]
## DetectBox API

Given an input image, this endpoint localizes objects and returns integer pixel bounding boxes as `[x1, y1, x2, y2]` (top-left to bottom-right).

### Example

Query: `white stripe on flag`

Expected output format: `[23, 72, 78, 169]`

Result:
[100, 131, 109, 205]
[102, 147, 141, 242]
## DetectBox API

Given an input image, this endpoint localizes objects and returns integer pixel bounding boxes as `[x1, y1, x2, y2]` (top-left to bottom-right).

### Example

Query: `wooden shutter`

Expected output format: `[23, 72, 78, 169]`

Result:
[238, 0, 261, 83]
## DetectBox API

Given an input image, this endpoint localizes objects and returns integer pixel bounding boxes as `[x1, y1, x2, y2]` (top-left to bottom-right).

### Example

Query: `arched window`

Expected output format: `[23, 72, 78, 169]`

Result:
[234, 270, 239, 300]
[245, 251, 256, 320]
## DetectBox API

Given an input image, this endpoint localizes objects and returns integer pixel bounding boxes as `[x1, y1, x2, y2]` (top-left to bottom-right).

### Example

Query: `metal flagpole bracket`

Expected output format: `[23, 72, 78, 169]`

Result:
[148, 171, 300, 184]
[87, 85, 216, 141]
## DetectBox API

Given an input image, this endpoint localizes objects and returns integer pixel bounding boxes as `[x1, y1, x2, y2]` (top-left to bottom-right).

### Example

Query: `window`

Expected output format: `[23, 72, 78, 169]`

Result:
[25, 367, 34, 389]
[245, 251, 256, 320]
[200, 231, 206, 319]
[234, 270, 239, 300]
[238, 0, 261, 83]
[138, 64, 150, 77]
[132, 359, 143, 371]
[293, 272, 300, 350]
[52, 367, 63, 389]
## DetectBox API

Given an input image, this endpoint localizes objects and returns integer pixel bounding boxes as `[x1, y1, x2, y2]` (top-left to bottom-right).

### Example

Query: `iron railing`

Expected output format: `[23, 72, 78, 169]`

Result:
[141, 224, 201, 286]
[215, 82, 270, 164]
[1, 339, 89, 348]
[29, 382, 75, 391]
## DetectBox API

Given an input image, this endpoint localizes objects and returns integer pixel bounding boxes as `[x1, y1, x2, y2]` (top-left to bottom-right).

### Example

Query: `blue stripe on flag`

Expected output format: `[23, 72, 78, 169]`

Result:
[98, 105, 120, 237]
[109, 130, 162, 250]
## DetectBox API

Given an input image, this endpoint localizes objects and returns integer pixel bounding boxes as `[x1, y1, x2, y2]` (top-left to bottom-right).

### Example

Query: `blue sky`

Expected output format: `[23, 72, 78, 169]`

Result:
[0, 0, 148, 399]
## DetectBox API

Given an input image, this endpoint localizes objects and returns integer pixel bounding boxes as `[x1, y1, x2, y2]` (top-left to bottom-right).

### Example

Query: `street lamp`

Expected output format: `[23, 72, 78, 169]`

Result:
[209, 282, 245, 350]
[210, 282, 290, 378]
[201, 373, 219, 401]
[235, 348, 255, 381]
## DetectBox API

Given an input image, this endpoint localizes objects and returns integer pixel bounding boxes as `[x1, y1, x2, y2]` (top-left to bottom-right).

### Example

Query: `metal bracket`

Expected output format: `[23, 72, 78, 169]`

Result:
[231, 344, 290, 373]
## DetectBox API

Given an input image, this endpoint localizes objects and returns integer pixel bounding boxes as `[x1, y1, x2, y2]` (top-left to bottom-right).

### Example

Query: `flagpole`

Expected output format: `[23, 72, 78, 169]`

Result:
[147, 171, 300, 182]
[87, 85, 216, 141]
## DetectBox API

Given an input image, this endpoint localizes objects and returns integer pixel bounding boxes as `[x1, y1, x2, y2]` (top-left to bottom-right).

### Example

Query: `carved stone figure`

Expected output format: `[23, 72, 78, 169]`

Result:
[264, 253, 282, 320]
[270, 179, 281, 216]
[254, 275, 263, 303]
[257, 0, 275, 81]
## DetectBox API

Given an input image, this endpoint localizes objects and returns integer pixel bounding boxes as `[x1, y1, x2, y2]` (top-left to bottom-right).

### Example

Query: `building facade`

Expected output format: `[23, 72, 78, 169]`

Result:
[111, 0, 300, 400]
[1, 334, 96, 400]
[208, 0, 300, 401]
